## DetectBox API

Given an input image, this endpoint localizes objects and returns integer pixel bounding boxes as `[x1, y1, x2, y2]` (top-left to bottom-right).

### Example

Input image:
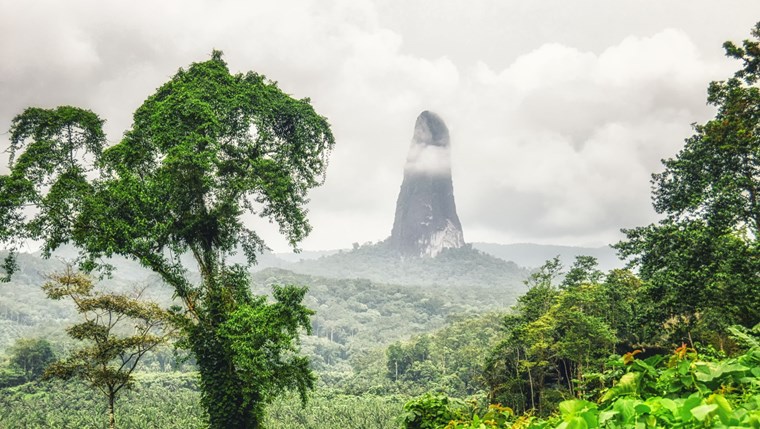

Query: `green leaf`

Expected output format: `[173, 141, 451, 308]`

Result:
[633, 403, 651, 416]
[598, 410, 618, 425]
[559, 400, 596, 417]
[613, 399, 636, 423]
[656, 398, 678, 416]
[679, 396, 703, 422]
[565, 416, 589, 429]
[690, 404, 718, 421]
[601, 372, 639, 402]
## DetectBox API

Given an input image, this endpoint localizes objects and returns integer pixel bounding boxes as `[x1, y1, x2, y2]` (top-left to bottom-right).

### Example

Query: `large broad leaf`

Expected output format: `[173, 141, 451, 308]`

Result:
[694, 360, 748, 383]
[557, 400, 598, 429]
[633, 358, 660, 376]
[612, 398, 638, 423]
[679, 396, 704, 423]
[709, 394, 732, 413]
[690, 404, 718, 421]
[598, 410, 618, 425]
[634, 403, 651, 416]
[601, 372, 639, 402]
[557, 416, 589, 429]
[559, 400, 597, 417]
[651, 397, 678, 416]
[708, 394, 737, 426]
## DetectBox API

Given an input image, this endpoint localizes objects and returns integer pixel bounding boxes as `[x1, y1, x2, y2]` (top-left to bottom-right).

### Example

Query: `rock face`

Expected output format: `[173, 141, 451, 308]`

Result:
[390, 111, 465, 257]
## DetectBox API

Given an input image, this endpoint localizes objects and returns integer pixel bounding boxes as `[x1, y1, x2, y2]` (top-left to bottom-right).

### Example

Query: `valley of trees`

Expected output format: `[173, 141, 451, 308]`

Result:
[0, 21, 759, 429]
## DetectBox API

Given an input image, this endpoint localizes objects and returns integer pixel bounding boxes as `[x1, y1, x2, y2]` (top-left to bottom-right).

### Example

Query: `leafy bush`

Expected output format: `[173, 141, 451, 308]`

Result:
[421, 344, 760, 428]
[0, 366, 25, 388]
[401, 393, 468, 429]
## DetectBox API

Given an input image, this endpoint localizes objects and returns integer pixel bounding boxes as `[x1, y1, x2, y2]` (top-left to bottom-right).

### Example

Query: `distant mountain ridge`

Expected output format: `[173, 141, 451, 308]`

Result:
[273, 242, 622, 270]
[471, 242, 622, 271]
[11, 240, 622, 279]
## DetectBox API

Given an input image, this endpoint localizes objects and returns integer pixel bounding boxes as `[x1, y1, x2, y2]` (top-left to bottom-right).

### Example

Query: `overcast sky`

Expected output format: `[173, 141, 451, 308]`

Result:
[2, 1, 760, 252]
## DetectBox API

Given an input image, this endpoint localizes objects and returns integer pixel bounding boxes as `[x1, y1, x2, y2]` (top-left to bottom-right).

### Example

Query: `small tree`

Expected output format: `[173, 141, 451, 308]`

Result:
[42, 266, 175, 429]
[561, 256, 603, 290]
[8, 337, 55, 382]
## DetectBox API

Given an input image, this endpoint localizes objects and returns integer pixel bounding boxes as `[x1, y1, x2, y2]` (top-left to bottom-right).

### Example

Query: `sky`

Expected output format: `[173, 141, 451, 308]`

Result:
[2, 0, 760, 252]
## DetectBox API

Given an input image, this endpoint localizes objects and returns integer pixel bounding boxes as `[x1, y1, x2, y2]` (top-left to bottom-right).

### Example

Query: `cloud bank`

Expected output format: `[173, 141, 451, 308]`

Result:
[1, 0, 758, 251]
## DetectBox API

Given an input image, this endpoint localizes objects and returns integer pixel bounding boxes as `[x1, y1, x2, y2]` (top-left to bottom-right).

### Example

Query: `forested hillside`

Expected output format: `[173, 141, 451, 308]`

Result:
[287, 242, 529, 292]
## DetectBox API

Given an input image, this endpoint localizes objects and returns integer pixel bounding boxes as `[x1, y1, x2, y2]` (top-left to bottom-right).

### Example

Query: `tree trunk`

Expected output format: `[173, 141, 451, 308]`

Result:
[562, 359, 573, 396]
[192, 324, 262, 429]
[108, 391, 116, 429]
[516, 348, 525, 412]
[527, 367, 535, 411]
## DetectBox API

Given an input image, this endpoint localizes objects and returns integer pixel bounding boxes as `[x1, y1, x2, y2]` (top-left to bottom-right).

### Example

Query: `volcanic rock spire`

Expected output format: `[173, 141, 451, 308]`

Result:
[390, 111, 465, 257]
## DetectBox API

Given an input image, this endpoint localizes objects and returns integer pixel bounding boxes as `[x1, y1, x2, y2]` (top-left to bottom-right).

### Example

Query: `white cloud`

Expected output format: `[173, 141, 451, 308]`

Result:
[453, 28, 735, 247]
[405, 144, 451, 175]
[595, 29, 705, 87]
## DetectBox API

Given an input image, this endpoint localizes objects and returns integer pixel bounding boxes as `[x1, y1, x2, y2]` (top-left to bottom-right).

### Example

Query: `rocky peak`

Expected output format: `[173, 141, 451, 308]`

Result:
[389, 111, 465, 257]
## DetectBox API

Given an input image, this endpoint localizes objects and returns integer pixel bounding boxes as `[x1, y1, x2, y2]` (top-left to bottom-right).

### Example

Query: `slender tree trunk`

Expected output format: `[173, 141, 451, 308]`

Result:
[515, 348, 524, 410]
[108, 390, 116, 429]
[562, 359, 573, 396]
[527, 367, 535, 411]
